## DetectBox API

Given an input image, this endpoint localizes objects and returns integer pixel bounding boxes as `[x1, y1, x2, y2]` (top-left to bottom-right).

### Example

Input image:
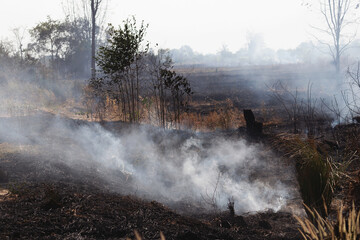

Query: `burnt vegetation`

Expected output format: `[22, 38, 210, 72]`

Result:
[2, 3, 360, 240]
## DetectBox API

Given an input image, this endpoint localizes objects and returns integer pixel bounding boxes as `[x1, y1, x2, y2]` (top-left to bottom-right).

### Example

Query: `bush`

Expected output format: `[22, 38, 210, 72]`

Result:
[296, 140, 332, 217]
[274, 134, 349, 218]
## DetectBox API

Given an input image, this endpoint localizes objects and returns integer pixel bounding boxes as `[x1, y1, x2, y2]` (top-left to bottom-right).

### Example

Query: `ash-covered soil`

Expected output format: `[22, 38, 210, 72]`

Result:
[0, 182, 301, 240]
[0, 113, 303, 239]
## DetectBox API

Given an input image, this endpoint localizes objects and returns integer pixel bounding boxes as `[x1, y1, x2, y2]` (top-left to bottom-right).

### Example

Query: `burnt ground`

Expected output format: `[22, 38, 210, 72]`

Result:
[0, 113, 303, 240]
[0, 182, 300, 240]
[1, 114, 360, 239]
[183, 64, 337, 112]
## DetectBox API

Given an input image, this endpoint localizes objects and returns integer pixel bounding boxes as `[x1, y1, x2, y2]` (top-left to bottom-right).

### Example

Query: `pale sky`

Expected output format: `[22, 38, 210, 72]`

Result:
[0, 0, 352, 54]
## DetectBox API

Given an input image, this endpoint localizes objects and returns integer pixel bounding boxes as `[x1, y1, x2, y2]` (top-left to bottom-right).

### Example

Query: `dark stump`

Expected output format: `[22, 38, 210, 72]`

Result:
[243, 109, 263, 137]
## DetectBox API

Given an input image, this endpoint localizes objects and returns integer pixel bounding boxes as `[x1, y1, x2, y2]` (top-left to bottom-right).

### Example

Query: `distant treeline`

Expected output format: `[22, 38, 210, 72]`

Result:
[169, 40, 360, 67]
[0, 15, 193, 129]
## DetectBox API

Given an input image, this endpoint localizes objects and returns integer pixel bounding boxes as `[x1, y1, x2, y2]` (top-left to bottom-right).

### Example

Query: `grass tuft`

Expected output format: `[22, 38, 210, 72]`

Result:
[274, 134, 351, 218]
[295, 203, 360, 240]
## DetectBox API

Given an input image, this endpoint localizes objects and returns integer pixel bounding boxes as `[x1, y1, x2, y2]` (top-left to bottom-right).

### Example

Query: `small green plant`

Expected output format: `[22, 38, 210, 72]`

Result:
[295, 203, 360, 240]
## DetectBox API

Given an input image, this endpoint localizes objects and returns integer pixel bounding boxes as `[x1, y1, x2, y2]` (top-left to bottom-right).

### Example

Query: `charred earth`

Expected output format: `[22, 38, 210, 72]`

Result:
[0, 113, 303, 239]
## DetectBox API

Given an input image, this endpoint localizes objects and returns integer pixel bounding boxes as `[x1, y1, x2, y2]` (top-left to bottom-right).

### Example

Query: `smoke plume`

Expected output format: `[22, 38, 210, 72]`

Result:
[0, 111, 298, 214]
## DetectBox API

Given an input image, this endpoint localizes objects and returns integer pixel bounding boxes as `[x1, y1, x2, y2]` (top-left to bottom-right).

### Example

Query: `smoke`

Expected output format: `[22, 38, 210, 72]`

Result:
[0, 57, 301, 215]
[0, 112, 298, 214]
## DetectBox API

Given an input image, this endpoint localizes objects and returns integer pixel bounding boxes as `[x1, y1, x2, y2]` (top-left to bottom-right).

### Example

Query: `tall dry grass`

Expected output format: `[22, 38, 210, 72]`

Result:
[295, 203, 360, 240]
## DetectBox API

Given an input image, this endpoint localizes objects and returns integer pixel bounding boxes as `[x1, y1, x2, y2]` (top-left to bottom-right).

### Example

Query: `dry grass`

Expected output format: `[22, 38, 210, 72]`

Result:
[295, 203, 360, 240]
[4, 80, 285, 131]
[0, 81, 57, 117]
[127, 230, 166, 240]
[182, 108, 243, 130]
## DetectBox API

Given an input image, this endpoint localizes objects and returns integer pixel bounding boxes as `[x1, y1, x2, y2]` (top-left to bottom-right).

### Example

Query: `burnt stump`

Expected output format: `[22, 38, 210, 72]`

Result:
[243, 109, 263, 137]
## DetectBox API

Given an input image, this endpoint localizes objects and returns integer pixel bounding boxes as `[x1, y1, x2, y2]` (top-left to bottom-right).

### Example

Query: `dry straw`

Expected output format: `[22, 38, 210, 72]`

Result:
[295, 203, 360, 240]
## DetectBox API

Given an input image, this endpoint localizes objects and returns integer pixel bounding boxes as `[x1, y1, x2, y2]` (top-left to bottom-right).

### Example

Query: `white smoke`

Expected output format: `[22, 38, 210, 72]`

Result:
[0, 114, 297, 214]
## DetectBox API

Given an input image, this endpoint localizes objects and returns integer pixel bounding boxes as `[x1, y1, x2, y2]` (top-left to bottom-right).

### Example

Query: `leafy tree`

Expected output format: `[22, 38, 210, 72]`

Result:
[94, 17, 149, 122]
[64, 17, 92, 78]
[161, 68, 192, 128]
[0, 40, 40, 83]
[92, 18, 192, 127]
[0, 41, 16, 82]
[29, 17, 68, 64]
[29, 16, 92, 78]
[146, 49, 192, 128]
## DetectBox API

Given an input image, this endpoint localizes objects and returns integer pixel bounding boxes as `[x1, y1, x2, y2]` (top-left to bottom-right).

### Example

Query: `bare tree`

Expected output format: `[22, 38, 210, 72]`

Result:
[62, 0, 107, 79]
[343, 62, 360, 116]
[91, 0, 102, 80]
[12, 27, 27, 63]
[314, 0, 358, 73]
[269, 81, 331, 136]
[268, 81, 303, 133]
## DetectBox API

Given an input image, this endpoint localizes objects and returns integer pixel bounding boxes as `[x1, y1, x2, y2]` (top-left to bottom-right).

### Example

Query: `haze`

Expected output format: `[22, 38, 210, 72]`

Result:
[0, 0, 329, 53]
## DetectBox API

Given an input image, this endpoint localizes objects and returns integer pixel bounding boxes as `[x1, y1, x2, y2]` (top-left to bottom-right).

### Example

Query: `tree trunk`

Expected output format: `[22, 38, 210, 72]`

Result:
[335, 47, 340, 74]
[91, 0, 96, 80]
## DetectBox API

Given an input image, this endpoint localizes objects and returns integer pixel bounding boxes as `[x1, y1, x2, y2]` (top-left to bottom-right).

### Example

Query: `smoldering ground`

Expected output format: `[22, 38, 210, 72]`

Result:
[0, 112, 300, 215]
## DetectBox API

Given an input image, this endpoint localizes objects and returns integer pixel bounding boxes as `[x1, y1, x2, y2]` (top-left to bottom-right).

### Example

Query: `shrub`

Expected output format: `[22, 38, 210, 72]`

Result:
[295, 139, 333, 217]
[274, 134, 350, 218]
